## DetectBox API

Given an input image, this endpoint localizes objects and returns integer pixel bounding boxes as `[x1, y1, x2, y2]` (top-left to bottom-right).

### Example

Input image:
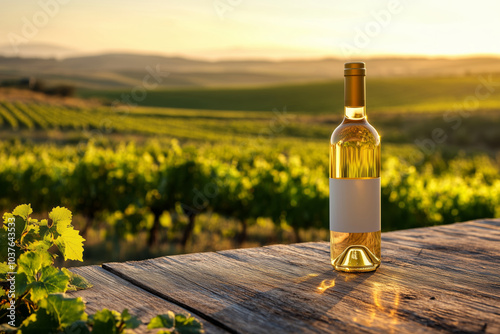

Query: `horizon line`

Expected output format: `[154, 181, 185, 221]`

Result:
[2, 49, 500, 63]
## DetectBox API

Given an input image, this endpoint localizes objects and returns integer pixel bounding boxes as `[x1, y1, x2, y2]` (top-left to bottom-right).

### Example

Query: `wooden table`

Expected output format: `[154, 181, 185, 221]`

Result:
[69, 219, 500, 333]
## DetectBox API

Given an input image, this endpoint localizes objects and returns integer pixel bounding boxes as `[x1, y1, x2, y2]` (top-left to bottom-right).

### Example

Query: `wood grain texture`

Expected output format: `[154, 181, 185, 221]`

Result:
[101, 219, 500, 334]
[67, 266, 229, 334]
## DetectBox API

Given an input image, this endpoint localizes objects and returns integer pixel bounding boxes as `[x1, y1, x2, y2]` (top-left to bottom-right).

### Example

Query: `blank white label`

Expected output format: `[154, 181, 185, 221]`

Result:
[329, 178, 381, 233]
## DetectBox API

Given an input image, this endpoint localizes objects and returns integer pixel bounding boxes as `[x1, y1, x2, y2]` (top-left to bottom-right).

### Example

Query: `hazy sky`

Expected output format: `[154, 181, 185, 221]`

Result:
[1, 0, 500, 59]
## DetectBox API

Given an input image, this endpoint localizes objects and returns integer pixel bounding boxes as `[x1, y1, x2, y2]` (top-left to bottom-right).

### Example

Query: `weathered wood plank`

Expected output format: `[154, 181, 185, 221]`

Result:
[384, 221, 500, 247]
[288, 243, 499, 334]
[235, 242, 500, 332]
[103, 219, 500, 334]
[68, 266, 229, 334]
[469, 219, 500, 230]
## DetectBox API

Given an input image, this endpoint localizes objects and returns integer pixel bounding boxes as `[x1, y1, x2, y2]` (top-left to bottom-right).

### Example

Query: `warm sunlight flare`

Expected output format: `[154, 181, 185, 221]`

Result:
[1, 0, 500, 59]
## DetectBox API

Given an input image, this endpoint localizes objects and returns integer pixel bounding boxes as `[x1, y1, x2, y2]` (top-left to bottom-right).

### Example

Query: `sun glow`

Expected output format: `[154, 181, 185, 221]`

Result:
[1, 1, 499, 60]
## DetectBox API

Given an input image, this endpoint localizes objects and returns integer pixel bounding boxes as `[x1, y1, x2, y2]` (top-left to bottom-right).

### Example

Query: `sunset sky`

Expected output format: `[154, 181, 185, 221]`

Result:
[1, 0, 500, 59]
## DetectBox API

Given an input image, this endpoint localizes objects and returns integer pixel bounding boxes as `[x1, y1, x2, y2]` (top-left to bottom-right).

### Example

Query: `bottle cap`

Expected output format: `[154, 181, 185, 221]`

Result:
[344, 62, 366, 76]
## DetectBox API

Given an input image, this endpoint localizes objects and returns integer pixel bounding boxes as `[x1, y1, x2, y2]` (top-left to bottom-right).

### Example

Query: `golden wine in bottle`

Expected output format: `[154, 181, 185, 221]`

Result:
[329, 62, 381, 272]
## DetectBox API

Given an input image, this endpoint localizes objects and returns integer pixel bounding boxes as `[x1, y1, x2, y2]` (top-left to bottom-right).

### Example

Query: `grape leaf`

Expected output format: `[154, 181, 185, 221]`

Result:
[121, 309, 141, 329]
[90, 309, 119, 334]
[2, 214, 27, 245]
[148, 311, 175, 329]
[12, 204, 32, 220]
[14, 215, 27, 245]
[173, 314, 204, 334]
[62, 268, 93, 291]
[0, 229, 7, 262]
[25, 239, 51, 254]
[29, 266, 70, 302]
[19, 308, 59, 334]
[15, 272, 29, 296]
[147, 312, 204, 334]
[21, 224, 41, 246]
[65, 320, 90, 334]
[0, 262, 9, 280]
[17, 251, 52, 282]
[54, 225, 85, 262]
[49, 206, 73, 233]
[20, 295, 87, 333]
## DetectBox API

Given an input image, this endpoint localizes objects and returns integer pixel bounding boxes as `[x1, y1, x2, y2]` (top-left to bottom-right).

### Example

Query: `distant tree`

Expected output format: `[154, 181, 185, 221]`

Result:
[44, 84, 76, 97]
[31, 79, 46, 92]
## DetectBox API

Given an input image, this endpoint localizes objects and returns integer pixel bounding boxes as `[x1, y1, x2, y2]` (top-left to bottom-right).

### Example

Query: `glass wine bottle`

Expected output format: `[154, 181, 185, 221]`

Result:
[329, 62, 381, 272]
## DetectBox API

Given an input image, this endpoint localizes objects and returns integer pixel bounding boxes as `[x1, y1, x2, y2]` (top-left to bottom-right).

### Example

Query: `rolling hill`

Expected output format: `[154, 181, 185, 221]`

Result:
[79, 76, 500, 114]
[0, 53, 499, 90]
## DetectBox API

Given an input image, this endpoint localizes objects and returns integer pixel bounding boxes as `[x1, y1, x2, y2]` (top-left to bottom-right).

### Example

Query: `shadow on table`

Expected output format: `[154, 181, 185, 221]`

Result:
[211, 269, 376, 332]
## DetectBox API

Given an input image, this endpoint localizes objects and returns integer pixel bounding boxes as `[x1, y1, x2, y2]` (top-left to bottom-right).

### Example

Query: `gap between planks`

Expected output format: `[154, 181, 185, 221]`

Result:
[69, 265, 230, 334]
[100, 262, 239, 334]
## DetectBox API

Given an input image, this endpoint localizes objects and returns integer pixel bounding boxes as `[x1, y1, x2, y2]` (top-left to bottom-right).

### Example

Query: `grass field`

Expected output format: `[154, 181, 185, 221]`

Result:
[78, 76, 500, 113]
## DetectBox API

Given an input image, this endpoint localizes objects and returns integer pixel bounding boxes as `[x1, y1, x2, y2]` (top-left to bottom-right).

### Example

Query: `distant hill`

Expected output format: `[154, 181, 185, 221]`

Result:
[78, 76, 500, 114]
[0, 42, 78, 59]
[0, 52, 499, 89]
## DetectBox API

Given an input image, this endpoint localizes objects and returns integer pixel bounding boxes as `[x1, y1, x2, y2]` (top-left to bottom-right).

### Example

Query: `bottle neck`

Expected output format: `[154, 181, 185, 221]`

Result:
[345, 106, 366, 119]
[344, 74, 366, 119]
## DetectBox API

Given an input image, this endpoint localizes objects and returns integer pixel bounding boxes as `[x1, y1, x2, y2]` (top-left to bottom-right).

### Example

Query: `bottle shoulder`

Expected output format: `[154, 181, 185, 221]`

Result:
[330, 118, 380, 146]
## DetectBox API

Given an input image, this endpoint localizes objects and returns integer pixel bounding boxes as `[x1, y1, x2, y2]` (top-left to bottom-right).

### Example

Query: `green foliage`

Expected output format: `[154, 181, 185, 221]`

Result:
[3, 204, 86, 263]
[20, 295, 87, 333]
[0, 205, 89, 327]
[148, 312, 175, 330]
[148, 311, 203, 334]
[0, 93, 498, 249]
[0, 205, 204, 334]
[62, 269, 93, 292]
[0, 139, 499, 248]
[87, 309, 140, 334]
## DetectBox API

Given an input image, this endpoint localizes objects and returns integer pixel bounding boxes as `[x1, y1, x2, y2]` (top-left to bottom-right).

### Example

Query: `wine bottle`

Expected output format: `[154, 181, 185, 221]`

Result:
[329, 62, 381, 272]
